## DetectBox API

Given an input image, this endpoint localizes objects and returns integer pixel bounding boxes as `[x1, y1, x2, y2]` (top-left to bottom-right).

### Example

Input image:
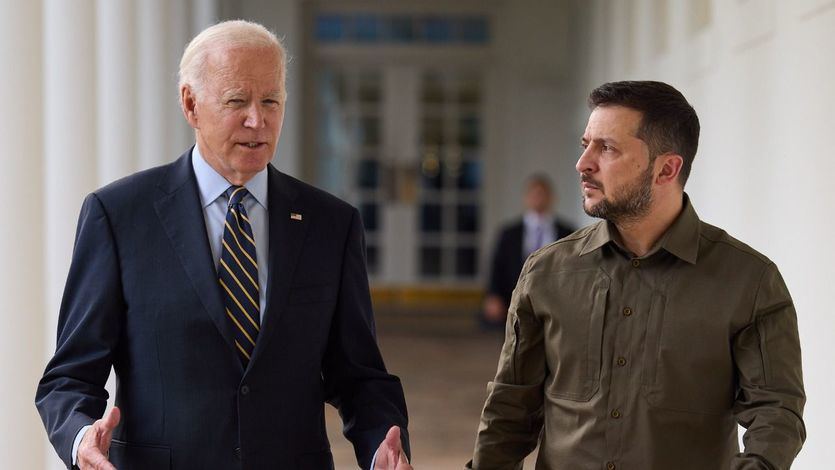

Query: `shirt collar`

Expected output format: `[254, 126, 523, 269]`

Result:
[191, 144, 268, 210]
[579, 193, 700, 264]
[523, 211, 554, 229]
[656, 193, 700, 264]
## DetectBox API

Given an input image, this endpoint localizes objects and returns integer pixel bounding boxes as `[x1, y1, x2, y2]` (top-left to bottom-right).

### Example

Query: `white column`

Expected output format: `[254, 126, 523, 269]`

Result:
[137, 0, 173, 168]
[192, 0, 218, 36]
[0, 3, 46, 470]
[168, 0, 194, 156]
[97, 0, 137, 184]
[43, 1, 98, 469]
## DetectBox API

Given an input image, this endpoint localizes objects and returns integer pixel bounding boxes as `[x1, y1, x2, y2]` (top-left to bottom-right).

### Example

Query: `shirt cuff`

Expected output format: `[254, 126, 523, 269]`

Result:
[72, 425, 92, 466]
[369, 448, 378, 470]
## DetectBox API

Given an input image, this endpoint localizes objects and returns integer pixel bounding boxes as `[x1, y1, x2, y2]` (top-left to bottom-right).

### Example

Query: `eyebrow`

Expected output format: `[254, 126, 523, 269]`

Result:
[582, 136, 621, 145]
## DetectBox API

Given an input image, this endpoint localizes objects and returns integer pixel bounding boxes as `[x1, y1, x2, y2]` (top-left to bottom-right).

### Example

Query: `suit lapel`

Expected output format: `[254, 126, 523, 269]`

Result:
[153, 151, 242, 371]
[249, 165, 309, 365]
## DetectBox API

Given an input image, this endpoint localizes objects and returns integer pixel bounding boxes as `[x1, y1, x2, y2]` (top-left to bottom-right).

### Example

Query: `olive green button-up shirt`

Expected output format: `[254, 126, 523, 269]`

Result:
[470, 196, 805, 470]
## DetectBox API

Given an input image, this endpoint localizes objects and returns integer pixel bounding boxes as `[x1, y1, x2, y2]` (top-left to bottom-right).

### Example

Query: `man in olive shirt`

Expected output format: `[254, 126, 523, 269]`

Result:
[469, 81, 805, 470]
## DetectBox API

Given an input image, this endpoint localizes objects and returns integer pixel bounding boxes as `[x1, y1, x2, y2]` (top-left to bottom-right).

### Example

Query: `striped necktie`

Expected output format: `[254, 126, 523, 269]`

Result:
[218, 186, 260, 365]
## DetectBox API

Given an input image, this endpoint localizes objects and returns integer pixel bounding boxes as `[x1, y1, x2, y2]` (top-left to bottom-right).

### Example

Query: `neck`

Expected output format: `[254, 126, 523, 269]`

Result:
[614, 192, 683, 257]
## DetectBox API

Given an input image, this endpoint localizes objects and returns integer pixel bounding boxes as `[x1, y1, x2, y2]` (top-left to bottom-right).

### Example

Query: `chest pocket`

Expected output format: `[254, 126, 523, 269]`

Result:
[641, 292, 736, 414]
[536, 269, 609, 402]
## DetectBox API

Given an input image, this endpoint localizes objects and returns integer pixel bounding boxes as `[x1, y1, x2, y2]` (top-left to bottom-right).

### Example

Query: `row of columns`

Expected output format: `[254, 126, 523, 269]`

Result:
[0, 1, 217, 468]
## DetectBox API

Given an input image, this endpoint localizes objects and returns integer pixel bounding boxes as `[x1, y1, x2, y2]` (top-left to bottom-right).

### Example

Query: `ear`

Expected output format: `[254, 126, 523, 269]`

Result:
[181, 85, 199, 129]
[655, 153, 683, 186]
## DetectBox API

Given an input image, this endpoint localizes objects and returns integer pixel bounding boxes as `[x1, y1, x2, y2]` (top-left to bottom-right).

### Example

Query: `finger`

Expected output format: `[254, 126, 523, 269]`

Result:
[101, 406, 121, 431]
[99, 407, 121, 450]
[384, 426, 401, 449]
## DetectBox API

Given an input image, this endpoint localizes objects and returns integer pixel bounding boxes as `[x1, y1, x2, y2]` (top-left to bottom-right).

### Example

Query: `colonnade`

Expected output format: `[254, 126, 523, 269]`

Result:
[0, 1, 217, 467]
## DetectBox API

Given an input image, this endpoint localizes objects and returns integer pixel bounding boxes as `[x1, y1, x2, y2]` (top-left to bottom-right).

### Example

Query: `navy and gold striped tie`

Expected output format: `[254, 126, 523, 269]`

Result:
[218, 186, 260, 365]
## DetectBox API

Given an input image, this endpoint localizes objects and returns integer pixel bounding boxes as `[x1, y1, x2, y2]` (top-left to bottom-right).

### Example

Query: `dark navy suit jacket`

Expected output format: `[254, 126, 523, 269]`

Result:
[486, 218, 575, 308]
[36, 150, 409, 469]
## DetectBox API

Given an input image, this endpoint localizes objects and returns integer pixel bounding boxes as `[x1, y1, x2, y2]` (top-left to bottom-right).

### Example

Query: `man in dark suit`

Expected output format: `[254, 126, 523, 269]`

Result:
[482, 175, 574, 326]
[36, 20, 411, 470]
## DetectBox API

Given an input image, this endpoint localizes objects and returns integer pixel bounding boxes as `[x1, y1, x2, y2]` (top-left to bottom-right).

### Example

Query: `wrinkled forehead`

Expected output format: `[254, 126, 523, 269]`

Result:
[203, 45, 285, 91]
[205, 44, 283, 74]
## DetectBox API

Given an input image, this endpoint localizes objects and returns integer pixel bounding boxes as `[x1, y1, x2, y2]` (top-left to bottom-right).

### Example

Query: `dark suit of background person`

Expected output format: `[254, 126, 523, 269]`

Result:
[483, 175, 574, 327]
[35, 21, 409, 470]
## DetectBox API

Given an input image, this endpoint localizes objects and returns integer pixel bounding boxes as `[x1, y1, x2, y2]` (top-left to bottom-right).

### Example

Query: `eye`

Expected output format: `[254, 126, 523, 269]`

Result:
[262, 99, 280, 106]
[602, 144, 614, 152]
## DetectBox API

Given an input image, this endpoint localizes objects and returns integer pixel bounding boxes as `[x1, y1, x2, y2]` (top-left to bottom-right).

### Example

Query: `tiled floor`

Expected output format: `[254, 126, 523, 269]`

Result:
[324, 310, 537, 469]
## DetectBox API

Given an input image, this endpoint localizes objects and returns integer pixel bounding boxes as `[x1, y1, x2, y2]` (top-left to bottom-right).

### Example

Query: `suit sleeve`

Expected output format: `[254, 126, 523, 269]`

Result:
[469, 256, 545, 469]
[35, 194, 124, 469]
[732, 263, 806, 470]
[486, 229, 508, 299]
[321, 207, 409, 469]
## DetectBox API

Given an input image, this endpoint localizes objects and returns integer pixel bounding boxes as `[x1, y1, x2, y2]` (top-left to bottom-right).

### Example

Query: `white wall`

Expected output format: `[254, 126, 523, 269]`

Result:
[0, 2, 45, 468]
[582, 1, 835, 466]
[488, 0, 584, 230]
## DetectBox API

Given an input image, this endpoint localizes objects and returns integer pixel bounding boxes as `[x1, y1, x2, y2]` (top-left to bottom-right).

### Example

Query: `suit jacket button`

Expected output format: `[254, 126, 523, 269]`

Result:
[241, 384, 250, 395]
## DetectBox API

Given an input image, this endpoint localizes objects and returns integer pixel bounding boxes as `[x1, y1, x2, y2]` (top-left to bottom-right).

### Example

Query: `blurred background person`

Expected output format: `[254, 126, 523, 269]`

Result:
[482, 174, 575, 327]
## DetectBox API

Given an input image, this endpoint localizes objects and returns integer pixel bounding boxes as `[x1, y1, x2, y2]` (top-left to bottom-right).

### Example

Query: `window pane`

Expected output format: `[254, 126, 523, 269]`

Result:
[458, 77, 481, 105]
[455, 247, 478, 276]
[389, 16, 415, 42]
[422, 74, 445, 104]
[420, 203, 442, 232]
[422, 117, 444, 146]
[366, 245, 379, 274]
[359, 116, 380, 146]
[458, 17, 489, 44]
[456, 160, 480, 190]
[458, 115, 480, 147]
[357, 159, 379, 189]
[360, 203, 378, 231]
[420, 16, 452, 43]
[358, 72, 381, 103]
[316, 14, 345, 42]
[456, 204, 478, 233]
[353, 14, 380, 42]
[420, 153, 443, 190]
[420, 246, 442, 276]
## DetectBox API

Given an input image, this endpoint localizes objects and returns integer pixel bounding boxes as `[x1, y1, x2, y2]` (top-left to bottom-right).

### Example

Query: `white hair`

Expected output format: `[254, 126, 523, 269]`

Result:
[179, 20, 287, 101]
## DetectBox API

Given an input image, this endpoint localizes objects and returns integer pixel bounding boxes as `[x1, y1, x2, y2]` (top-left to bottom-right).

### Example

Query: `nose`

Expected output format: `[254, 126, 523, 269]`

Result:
[576, 145, 596, 175]
[243, 102, 265, 129]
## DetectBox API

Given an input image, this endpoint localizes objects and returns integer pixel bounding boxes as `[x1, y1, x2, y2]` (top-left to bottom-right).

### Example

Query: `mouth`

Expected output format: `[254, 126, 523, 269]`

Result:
[581, 180, 601, 192]
[237, 142, 267, 149]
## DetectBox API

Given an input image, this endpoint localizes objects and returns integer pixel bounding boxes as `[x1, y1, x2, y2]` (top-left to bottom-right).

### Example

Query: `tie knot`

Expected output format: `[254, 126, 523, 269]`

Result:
[226, 186, 249, 207]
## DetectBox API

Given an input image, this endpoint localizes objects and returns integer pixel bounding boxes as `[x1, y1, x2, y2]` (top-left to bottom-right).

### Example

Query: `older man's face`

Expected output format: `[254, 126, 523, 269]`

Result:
[185, 45, 285, 185]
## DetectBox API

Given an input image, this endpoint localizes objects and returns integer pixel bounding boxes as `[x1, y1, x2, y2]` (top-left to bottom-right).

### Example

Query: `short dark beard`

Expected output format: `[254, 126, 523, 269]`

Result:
[583, 163, 654, 224]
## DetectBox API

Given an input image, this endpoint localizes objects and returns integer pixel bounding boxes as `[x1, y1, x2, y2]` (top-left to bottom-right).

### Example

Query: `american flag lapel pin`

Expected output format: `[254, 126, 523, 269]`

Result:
[290, 212, 303, 221]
